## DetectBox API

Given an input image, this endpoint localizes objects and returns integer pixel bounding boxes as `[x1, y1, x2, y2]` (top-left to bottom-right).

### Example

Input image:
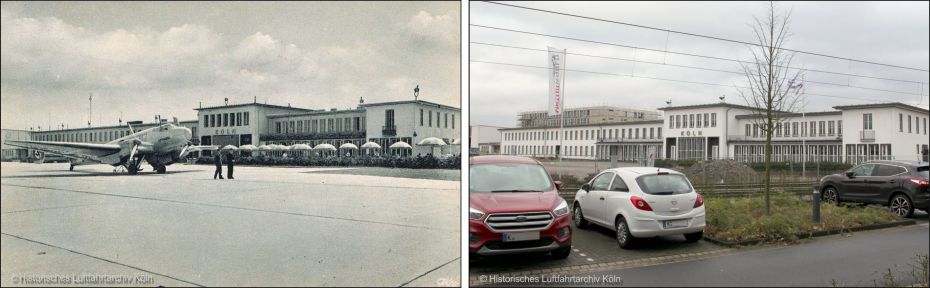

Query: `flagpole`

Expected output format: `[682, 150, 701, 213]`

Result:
[559, 48, 567, 182]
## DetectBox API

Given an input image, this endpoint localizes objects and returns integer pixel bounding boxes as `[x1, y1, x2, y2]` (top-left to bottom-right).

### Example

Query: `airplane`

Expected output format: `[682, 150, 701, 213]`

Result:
[5, 119, 216, 175]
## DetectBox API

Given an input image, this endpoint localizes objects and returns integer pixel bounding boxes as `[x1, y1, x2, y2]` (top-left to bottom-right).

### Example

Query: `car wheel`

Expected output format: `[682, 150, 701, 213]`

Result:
[822, 187, 840, 205]
[890, 194, 915, 218]
[616, 217, 635, 249]
[551, 246, 571, 259]
[684, 231, 703, 243]
[573, 205, 589, 229]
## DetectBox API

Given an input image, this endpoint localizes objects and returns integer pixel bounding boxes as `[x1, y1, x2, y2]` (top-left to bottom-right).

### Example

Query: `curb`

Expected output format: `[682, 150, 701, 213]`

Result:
[704, 219, 917, 247]
[469, 248, 737, 286]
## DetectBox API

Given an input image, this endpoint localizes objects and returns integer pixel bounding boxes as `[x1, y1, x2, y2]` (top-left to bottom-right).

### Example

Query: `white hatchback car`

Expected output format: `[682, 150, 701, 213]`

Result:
[572, 167, 706, 249]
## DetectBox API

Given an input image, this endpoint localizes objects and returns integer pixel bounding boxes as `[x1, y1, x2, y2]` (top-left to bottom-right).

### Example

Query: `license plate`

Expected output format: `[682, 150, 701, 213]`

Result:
[662, 219, 689, 229]
[502, 231, 540, 242]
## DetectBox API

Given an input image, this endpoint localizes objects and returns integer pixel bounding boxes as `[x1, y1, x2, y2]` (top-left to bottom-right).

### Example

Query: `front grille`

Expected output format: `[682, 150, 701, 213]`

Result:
[485, 212, 553, 231]
[485, 238, 555, 250]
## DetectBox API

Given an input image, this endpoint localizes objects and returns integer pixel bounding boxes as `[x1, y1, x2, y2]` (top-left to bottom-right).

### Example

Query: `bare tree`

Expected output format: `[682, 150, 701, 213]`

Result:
[738, 2, 804, 216]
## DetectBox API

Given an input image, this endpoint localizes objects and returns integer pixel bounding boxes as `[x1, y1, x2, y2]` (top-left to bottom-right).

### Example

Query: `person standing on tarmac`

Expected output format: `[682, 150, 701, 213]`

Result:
[213, 151, 224, 179]
[226, 151, 235, 179]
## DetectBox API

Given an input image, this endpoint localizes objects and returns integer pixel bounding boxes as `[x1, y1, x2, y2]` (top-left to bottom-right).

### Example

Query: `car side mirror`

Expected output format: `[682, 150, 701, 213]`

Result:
[845, 171, 855, 178]
[554, 180, 562, 190]
[581, 183, 591, 192]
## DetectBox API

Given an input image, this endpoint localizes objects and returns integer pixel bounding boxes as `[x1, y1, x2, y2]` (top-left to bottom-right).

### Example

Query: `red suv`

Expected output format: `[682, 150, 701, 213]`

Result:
[469, 156, 572, 260]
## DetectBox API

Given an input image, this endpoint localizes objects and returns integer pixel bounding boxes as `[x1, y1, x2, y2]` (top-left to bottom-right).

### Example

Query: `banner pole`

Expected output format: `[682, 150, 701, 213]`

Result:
[559, 48, 567, 182]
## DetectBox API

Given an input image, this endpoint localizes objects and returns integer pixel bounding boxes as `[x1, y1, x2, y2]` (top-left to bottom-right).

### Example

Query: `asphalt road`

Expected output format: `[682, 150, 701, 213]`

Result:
[1, 162, 460, 287]
[576, 223, 929, 287]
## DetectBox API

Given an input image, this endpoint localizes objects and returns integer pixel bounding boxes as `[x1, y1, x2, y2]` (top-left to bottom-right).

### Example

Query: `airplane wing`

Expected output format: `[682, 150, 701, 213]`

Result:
[186, 145, 219, 152]
[4, 140, 121, 161]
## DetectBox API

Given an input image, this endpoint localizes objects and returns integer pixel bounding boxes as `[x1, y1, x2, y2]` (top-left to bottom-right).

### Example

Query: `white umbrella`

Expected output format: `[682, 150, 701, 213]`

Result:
[389, 141, 412, 149]
[361, 142, 382, 149]
[258, 145, 272, 150]
[313, 143, 337, 151]
[290, 144, 313, 150]
[417, 137, 448, 146]
[271, 144, 288, 150]
[221, 145, 238, 151]
[239, 144, 258, 151]
[339, 143, 359, 150]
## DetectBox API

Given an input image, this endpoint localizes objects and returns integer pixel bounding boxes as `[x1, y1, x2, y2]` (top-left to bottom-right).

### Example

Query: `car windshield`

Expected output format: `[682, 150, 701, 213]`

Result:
[918, 166, 929, 179]
[470, 163, 553, 193]
[636, 174, 693, 195]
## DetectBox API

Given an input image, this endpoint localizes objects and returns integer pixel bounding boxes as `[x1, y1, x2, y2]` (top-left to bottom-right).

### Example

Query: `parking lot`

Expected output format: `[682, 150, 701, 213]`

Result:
[470, 218, 726, 278]
[1, 162, 460, 287]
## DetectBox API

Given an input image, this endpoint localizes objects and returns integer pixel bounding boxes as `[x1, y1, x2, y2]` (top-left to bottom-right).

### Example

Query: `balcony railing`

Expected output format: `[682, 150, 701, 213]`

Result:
[860, 130, 875, 142]
[382, 125, 397, 136]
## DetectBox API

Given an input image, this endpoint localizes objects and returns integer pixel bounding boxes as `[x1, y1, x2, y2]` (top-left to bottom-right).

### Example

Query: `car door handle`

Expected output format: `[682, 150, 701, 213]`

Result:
[599, 197, 605, 200]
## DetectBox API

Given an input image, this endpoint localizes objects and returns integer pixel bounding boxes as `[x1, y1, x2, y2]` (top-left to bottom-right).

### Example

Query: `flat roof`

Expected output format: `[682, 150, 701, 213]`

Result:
[657, 102, 770, 112]
[267, 108, 366, 119]
[194, 102, 316, 112]
[833, 102, 929, 114]
[735, 111, 842, 119]
[499, 119, 664, 131]
[30, 120, 198, 134]
[359, 100, 460, 111]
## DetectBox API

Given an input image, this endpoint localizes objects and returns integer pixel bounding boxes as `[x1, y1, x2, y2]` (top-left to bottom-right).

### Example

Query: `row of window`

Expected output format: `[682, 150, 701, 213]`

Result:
[504, 145, 597, 157]
[275, 117, 365, 134]
[744, 120, 843, 138]
[203, 112, 249, 128]
[504, 127, 663, 142]
[669, 113, 717, 129]
[895, 113, 928, 135]
[34, 129, 132, 143]
[418, 109, 456, 129]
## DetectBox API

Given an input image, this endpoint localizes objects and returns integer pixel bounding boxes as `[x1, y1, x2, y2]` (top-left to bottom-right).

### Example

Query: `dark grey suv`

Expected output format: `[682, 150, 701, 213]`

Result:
[814, 160, 929, 217]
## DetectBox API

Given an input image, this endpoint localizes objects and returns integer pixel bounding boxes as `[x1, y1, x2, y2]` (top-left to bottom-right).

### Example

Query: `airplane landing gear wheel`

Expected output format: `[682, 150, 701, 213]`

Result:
[156, 166, 166, 174]
[69, 165, 74, 171]
[127, 159, 140, 175]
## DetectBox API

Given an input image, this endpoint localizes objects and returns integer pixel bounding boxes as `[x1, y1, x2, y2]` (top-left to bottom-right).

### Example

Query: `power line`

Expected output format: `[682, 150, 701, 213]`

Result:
[471, 24, 928, 85]
[471, 41, 928, 97]
[471, 59, 904, 105]
[478, 1, 930, 72]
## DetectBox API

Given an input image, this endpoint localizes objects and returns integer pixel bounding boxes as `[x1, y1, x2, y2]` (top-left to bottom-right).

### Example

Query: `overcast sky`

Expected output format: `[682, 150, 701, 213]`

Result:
[470, 1, 929, 128]
[1, 1, 459, 131]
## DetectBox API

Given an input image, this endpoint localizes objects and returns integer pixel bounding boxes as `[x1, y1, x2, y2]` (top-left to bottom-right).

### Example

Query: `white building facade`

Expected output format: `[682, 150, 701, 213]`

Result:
[499, 102, 929, 164]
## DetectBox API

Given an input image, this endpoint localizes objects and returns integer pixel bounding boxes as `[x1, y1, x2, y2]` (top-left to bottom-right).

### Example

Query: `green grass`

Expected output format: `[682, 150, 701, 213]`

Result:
[705, 191, 900, 243]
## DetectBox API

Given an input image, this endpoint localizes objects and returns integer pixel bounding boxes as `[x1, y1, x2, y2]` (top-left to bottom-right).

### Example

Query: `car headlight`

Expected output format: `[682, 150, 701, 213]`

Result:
[553, 200, 569, 216]
[469, 207, 485, 220]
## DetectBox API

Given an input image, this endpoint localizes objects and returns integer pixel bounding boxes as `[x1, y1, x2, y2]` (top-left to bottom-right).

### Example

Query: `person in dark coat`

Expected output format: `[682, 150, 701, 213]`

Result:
[213, 152, 224, 179]
[226, 152, 235, 179]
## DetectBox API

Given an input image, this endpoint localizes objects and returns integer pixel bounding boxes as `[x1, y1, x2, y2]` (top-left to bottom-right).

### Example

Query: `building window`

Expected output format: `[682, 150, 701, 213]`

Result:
[452, 114, 455, 129]
[703, 113, 709, 127]
[297, 120, 302, 132]
[908, 115, 912, 133]
[385, 109, 395, 129]
[899, 113, 903, 132]
[237, 113, 242, 126]
[444, 113, 448, 129]
[244, 112, 249, 126]
[669, 116, 674, 129]
[828, 121, 835, 136]
[675, 115, 681, 129]
[210, 115, 216, 127]
[834, 120, 840, 136]
[420, 109, 424, 126]
[223, 113, 229, 127]
[428, 111, 432, 127]
[752, 124, 758, 137]
[689, 114, 694, 128]
[711, 113, 717, 127]
[696, 114, 702, 128]
[650, 127, 655, 139]
[818, 121, 825, 136]
[863, 113, 872, 130]
[275, 122, 282, 134]
[203, 115, 209, 128]
[792, 122, 799, 137]
[658, 127, 662, 138]
[924, 117, 927, 135]
[745, 124, 751, 136]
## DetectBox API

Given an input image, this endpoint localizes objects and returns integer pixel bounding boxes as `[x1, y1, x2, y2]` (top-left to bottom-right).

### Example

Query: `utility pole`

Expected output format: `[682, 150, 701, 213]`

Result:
[88, 93, 93, 127]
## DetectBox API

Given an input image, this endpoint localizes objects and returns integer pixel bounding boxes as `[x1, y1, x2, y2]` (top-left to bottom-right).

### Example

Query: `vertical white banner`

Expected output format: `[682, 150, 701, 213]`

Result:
[547, 46, 564, 116]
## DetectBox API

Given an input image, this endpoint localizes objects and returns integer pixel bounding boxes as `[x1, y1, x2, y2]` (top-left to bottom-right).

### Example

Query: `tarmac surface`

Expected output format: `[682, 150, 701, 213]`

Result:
[1, 162, 460, 287]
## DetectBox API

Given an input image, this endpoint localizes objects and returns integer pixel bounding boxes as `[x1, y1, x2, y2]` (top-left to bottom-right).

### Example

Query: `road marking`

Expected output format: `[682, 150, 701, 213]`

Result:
[573, 249, 580, 252]
[586, 258, 594, 262]
[579, 253, 587, 257]
[1, 233, 204, 287]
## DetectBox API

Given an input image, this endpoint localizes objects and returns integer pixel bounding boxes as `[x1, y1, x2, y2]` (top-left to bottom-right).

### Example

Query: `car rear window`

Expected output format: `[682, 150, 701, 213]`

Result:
[635, 174, 694, 195]
[918, 166, 929, 179]
[470, 163, 554, 193]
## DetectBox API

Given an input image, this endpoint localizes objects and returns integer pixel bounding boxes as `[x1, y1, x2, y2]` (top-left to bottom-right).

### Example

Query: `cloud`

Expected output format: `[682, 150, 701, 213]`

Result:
[405, 10, 458, 47]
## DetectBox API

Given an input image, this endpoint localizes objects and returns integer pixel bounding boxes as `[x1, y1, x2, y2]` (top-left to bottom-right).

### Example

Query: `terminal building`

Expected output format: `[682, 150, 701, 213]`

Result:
[499, 102, 929, 164]
[3, 96, 460, 162]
